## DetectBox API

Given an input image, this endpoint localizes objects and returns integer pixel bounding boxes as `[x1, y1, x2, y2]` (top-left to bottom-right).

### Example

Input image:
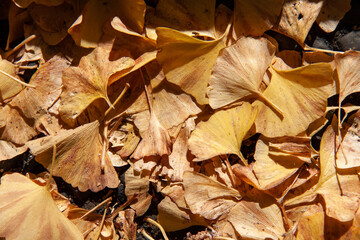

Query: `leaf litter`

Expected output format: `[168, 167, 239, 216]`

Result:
[0, 0, 360, 239]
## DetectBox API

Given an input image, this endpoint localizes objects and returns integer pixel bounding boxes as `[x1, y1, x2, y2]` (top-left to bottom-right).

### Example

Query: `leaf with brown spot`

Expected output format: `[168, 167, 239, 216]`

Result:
[59, 42, 135, 125]
[26, 120, 119, 192]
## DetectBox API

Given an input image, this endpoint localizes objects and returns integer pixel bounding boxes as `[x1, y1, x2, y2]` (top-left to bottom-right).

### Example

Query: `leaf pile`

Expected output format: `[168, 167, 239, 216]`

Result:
[1, 0, 360, 239]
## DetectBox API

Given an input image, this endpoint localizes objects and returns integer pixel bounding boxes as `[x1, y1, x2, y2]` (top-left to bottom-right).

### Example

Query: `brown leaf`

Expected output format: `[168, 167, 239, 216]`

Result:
[316, 0, 351, 33]
[26, 120, 119, 192]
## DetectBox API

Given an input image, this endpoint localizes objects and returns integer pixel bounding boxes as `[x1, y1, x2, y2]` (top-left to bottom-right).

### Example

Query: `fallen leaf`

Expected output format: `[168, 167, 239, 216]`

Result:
[0, 140, 27, 161]
[0, 173, 83, 240]
[145, 0, 217, 40]
[13, 0, 64, 8]
[115, 209, 137, 240]
[59, 41, 135, 124]
[68, 0, 146, 48]
[26, 120, 119, 192]
[0, 58, 24, 101]
[208, 36, 276, 109]
[232, 0, 284, 38]
[156, 27, 226, 105]
[275, 0, 324, 45]
[188, 102, 258, 164]
[254, 63, 334, 137]
[183, 171, 241, 220]
[316, 0, 351, 33]
[335, 50, 360, 103]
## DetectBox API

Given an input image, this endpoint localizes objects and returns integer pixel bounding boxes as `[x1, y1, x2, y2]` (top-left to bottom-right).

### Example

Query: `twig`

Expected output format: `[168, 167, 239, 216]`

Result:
[4, 34, 36, 59]
[80, 197, 112, 219]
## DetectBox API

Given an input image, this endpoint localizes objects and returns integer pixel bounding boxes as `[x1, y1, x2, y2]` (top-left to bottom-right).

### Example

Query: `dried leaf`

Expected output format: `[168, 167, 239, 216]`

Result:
[183, 171, 241, 220]
[232, 0, 284, 38]
[0, 140, 27, 161]
[0, 58, 23, 101]
[68, 0, 146, 48]
[0, 173, 83, 240]
[254, 63, 334, 137]
[156, 27, 226, 105]
[188, 103, 257, 164]
[208, 36, 276, 109]
[60, 42, 134, 124]
[316, 0, 351, 33]
[27, 120, 119, 192]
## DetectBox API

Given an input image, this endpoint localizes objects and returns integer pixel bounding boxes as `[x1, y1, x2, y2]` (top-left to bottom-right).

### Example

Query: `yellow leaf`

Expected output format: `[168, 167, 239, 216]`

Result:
[156, 27, 226, 105]
[254, 63, 334, 137]
[232, 0, 284, 38]
[188, 103, 257, 164]
[0, 173, 83, 240]
[68, 0, 146, 48]
[0, 58, 23, 100]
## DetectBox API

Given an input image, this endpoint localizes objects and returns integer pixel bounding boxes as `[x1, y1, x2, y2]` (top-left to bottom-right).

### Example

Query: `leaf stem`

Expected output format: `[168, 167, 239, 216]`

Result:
[255, 92, 284, 119]
[144, 217, 169, 240]
[4, 34, 36, 59]
[0, 69, 35, 88]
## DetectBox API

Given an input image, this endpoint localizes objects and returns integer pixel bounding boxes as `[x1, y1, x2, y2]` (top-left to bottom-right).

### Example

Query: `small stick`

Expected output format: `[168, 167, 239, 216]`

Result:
[144, 217, 169, 240]
[4, 34, 36, 59]
[104, 83, 130, 118]
[141, 229, 155, 240]
[80, 197, 112, 219]
[0, 69, 35, 88]
[95, 200, 111, 240]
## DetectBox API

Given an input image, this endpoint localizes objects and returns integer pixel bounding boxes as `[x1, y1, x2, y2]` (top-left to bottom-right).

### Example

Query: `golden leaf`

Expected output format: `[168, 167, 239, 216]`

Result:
[188, 103, 257, 164]
[254, 63, 334, 137]
[156, 27, 226, 105]
[0, 173, 83, 240]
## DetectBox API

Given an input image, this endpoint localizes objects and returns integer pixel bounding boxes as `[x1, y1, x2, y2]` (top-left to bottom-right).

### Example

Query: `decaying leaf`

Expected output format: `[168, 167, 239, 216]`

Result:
[0, 140, 27, 161]
[0, 58, 23, 101]
[183, 171, 241, 220]
[0, 173, 83, 240]
[316, 0, 351, 33]
[26, 120, 119, 192]
[275, 0, 324, 45]
[60, 41, 134, 124]
[188, 102, 257, 164]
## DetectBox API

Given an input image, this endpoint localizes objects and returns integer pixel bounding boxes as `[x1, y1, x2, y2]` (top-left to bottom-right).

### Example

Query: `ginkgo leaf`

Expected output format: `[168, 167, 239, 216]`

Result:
[316, 0, 351, 33]
[131, 110, 171, 159]
[220, 191, 286, 240]
[60, 42, 135, 124]
[254, 63, 334, 137]
[293, 204, 325, 240]
[28, 3, 76, 45]
[68, 0, 146, 48]
[232, 0, 284, 38]
[208, 36, 276, 109]
[275, 0, 324, 45]
[183, 171, 241, 220]
[0, 140, 27, 161]
[156, 27, 226, 105]
[0, 58, 23, 101]
[0, 105, 37, 145]
[286, 118, 360, 222]
[26, 120, 119, 192]
[10, 54, 69, 120]
[188, 102, 258, 164]
[335, 50, 360, 103]
[337, 110, 360, 169]
[253, 136, 310, 190]
[0, 173, 83, 240]
[146, 0, 216, 40]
